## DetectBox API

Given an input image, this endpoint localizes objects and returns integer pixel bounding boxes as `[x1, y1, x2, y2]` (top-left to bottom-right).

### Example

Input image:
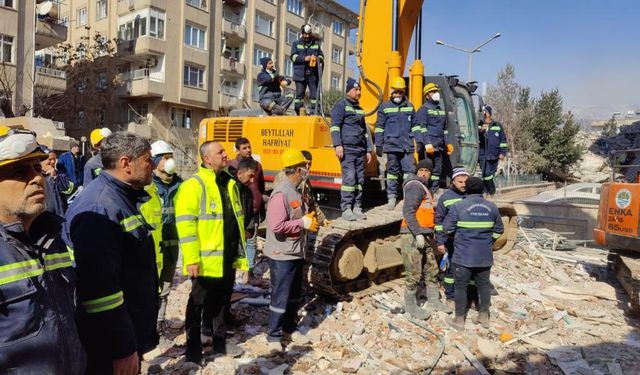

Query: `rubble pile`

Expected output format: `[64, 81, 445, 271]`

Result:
[571, 131, 611, 183]
[141, 235, 640, 374]
[589, 121, 640, 182]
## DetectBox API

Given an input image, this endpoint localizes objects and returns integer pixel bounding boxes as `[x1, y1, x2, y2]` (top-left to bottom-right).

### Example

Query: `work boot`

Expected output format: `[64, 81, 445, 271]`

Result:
[353, 205, 366, 220]
[474, 311, 490, 329]
[425, 283, 453, 314]
[342, 208, 357, 221]
[447, 315, 466, 331]
[404, 290, 431, 320]
[385, 197, 397, 209]
[271, 105, 286, 116]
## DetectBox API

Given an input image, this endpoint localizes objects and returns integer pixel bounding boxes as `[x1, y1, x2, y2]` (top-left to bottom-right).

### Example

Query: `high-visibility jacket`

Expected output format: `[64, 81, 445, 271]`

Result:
[141, 183, 163, 276]
[401, 175, 436, 235]
[434, 187, 466, 245]
[374, 98, 417, 153]
[175, 166, 248, 277]
[0, 212, 85, 374]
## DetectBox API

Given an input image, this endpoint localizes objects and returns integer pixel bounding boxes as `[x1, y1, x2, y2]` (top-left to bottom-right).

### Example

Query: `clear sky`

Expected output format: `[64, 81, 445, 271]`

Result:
[338, 0, 640, 120]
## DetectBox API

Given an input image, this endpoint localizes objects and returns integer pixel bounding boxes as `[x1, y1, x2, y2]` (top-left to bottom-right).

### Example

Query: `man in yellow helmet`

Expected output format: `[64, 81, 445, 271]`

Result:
[263, 148, 318, 351]
[0, 126, 85, 374]
[83, 127, 113, 187]
[175, 141, 248, 363]
[415, 83, 447, 192]
[374, 76, 417, 209]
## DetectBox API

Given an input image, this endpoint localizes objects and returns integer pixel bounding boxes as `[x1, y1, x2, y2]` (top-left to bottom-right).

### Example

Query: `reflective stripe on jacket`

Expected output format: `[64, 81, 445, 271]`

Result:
[434, 188, 466, 245]
[415, 100, 446, 149]
[141, 183, 164, 276]
[479, 120, 508, 160]
[290, 38, 324, 81]
[401, 175, 435, 235]
[330, 97, 371, 151]
[375, 99, 416, 153]
[175, 166, 248, 277]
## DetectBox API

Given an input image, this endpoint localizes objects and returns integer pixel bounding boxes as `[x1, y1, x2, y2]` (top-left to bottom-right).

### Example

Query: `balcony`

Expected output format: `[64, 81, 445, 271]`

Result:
[224, 0, 246, 6]
[117, 68, 164, 98]
[117, 37, 165, 61]
[35, 67, 67, 93]
[35, 19, 68, 50]
[222, 12, 246, 41]
[117, 0, 166, 16]
[221, 58, 244, 77]
[220, 88, 240, 108]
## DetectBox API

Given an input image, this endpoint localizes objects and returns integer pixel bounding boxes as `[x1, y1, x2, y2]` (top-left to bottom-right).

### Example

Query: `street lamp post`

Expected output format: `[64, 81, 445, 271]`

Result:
[435, 33, 501, 81]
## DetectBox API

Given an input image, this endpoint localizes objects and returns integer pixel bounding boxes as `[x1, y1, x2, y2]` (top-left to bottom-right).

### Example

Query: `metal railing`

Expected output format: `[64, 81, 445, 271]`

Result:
[36, 66, 66, 79]
[610, 148, 640, 182]
[120, 68, 164, 82]
[220, 87, 240, 97]
[223, 11, 243, 26]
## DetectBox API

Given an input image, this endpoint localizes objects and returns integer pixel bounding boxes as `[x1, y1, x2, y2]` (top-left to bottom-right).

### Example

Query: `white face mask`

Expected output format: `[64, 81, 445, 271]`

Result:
[392, 97, 403, 104]
[431, 92, 441, 102]
[163, 158, 176, 175]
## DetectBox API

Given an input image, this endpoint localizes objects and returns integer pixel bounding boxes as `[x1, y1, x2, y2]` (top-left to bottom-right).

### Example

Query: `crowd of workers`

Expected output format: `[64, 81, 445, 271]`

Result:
[0, 50, 508, 372]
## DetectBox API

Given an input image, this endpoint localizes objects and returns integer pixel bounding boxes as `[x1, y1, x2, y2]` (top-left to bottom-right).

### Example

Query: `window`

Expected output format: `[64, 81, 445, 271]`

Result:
[224, 45, 241, 60]
[0, 0, 14, 8]
[255, 13, 273, 37]
[284, 58, 293, 77]
[183, 65, 204, 88]
[186, 0, 206, 9]
[0, 34, 13, 63]
[253, 47, 271, 66]
[118, 8, 165, 41]
[185, 24, 206, 49]
[77, 7, 87, 26]
[128, 103, 148, 122]
[287, 0, 303, 16]
[171, 108, 192, 128]
[251, 79, 260, 101]
[149, 8, 165, 39]
[331, 74, 341, 90]
[286, 26, 299, 45]
[96, 71, 108, 91]
[333, 20, 344, 36]
[332, 46, 342, 64]
[221, 80, 239, 96]
[61, 16, 69, 27]
[96, 0, 108, 20]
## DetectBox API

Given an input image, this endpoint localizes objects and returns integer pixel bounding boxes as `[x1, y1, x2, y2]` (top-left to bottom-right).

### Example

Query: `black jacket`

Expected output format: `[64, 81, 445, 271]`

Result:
[64, 172, 159, 363]
[0, 213, 85, 374]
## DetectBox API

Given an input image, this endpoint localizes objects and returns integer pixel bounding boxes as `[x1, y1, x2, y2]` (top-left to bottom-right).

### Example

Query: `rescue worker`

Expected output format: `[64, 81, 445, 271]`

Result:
[374, 76, 417, 209]
[227, 137, 266, 282]
[264, 149, 319, 351]
[434, 166, 469, 300]
[443, 177, 504, 331]
[257, 57, 294, 115]
[330, 78, 373, 221]
[234, 157, 259, 275]
[478, 105, 508, 195]
[41, 151, 75, 216]
[83, 127, 113, 187]
[0, 126, 85, 374]
[415, 83, 447, 192]
[175, 141, 248, 363]
[64, 131, 158, 374]
[400, 159, 452, 320]
[149, 140, 183, 331]
[290, 24, 324, 115]
[57, 141, 85, 187]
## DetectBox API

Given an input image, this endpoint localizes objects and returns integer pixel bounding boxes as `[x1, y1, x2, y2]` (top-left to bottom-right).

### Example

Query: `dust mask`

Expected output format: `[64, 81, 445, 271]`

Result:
[392, 97, 402, 104]
[431, 92, 441, 102]
[164, 158, 176, 175]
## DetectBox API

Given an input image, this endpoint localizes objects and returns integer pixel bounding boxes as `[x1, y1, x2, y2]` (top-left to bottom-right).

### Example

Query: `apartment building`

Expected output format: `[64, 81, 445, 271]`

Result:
[0, 0, 68, 117]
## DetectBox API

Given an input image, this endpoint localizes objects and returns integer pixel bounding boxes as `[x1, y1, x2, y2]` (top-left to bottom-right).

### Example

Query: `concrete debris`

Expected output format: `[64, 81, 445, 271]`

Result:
[139, 234, 640, 374]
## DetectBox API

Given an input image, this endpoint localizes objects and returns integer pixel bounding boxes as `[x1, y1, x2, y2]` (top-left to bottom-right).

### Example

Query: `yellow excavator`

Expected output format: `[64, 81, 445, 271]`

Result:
[200, 0, 516, 299]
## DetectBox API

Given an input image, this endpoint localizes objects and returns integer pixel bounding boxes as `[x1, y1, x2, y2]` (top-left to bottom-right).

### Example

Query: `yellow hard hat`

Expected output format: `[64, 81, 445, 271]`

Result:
[390, 77, 406, 91]
[0, 126, 48, 168]
[90, 127, 113, 147]
[281, 148, 307, 168]
[423, 82, 440, 96]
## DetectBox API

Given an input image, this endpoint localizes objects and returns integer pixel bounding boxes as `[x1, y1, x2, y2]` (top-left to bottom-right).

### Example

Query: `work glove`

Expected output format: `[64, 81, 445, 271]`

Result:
[425, 144, 435, 155]
[447, 144, 454, 155]
[302, 212, 319, 232]
[439, 252, 450, 271]
[375, 147, 383, 157]
[415, 234, 426, 249]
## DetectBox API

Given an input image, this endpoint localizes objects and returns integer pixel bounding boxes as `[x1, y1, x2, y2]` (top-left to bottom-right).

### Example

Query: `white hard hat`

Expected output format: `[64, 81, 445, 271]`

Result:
[151, 140, 174, 157]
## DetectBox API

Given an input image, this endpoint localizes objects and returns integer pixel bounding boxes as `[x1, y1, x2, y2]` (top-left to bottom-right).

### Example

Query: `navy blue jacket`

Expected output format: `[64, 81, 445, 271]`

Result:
[290, 37, 324, 81]
[479, 120, 508, 160]
[0, 213, 85, 374]
[330, 98, 372, 152]
[83, 153, 104, 187]
[153, 173, 183, 248]
[443, 194, 503, 267]
[375, 98, 417, 153]
[414, 100, 446, 149]
[57, 151, 85, 186]
[257, 69, 287, 100]
[44, 172, 74, 217]
[64, 172, 159, 363]
[434, 187, 466, 246]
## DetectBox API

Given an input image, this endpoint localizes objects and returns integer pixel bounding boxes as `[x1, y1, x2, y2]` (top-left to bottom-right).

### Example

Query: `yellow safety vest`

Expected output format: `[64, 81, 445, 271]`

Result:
[175, 166, 248, 277]
[141, 183, 163, 276]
